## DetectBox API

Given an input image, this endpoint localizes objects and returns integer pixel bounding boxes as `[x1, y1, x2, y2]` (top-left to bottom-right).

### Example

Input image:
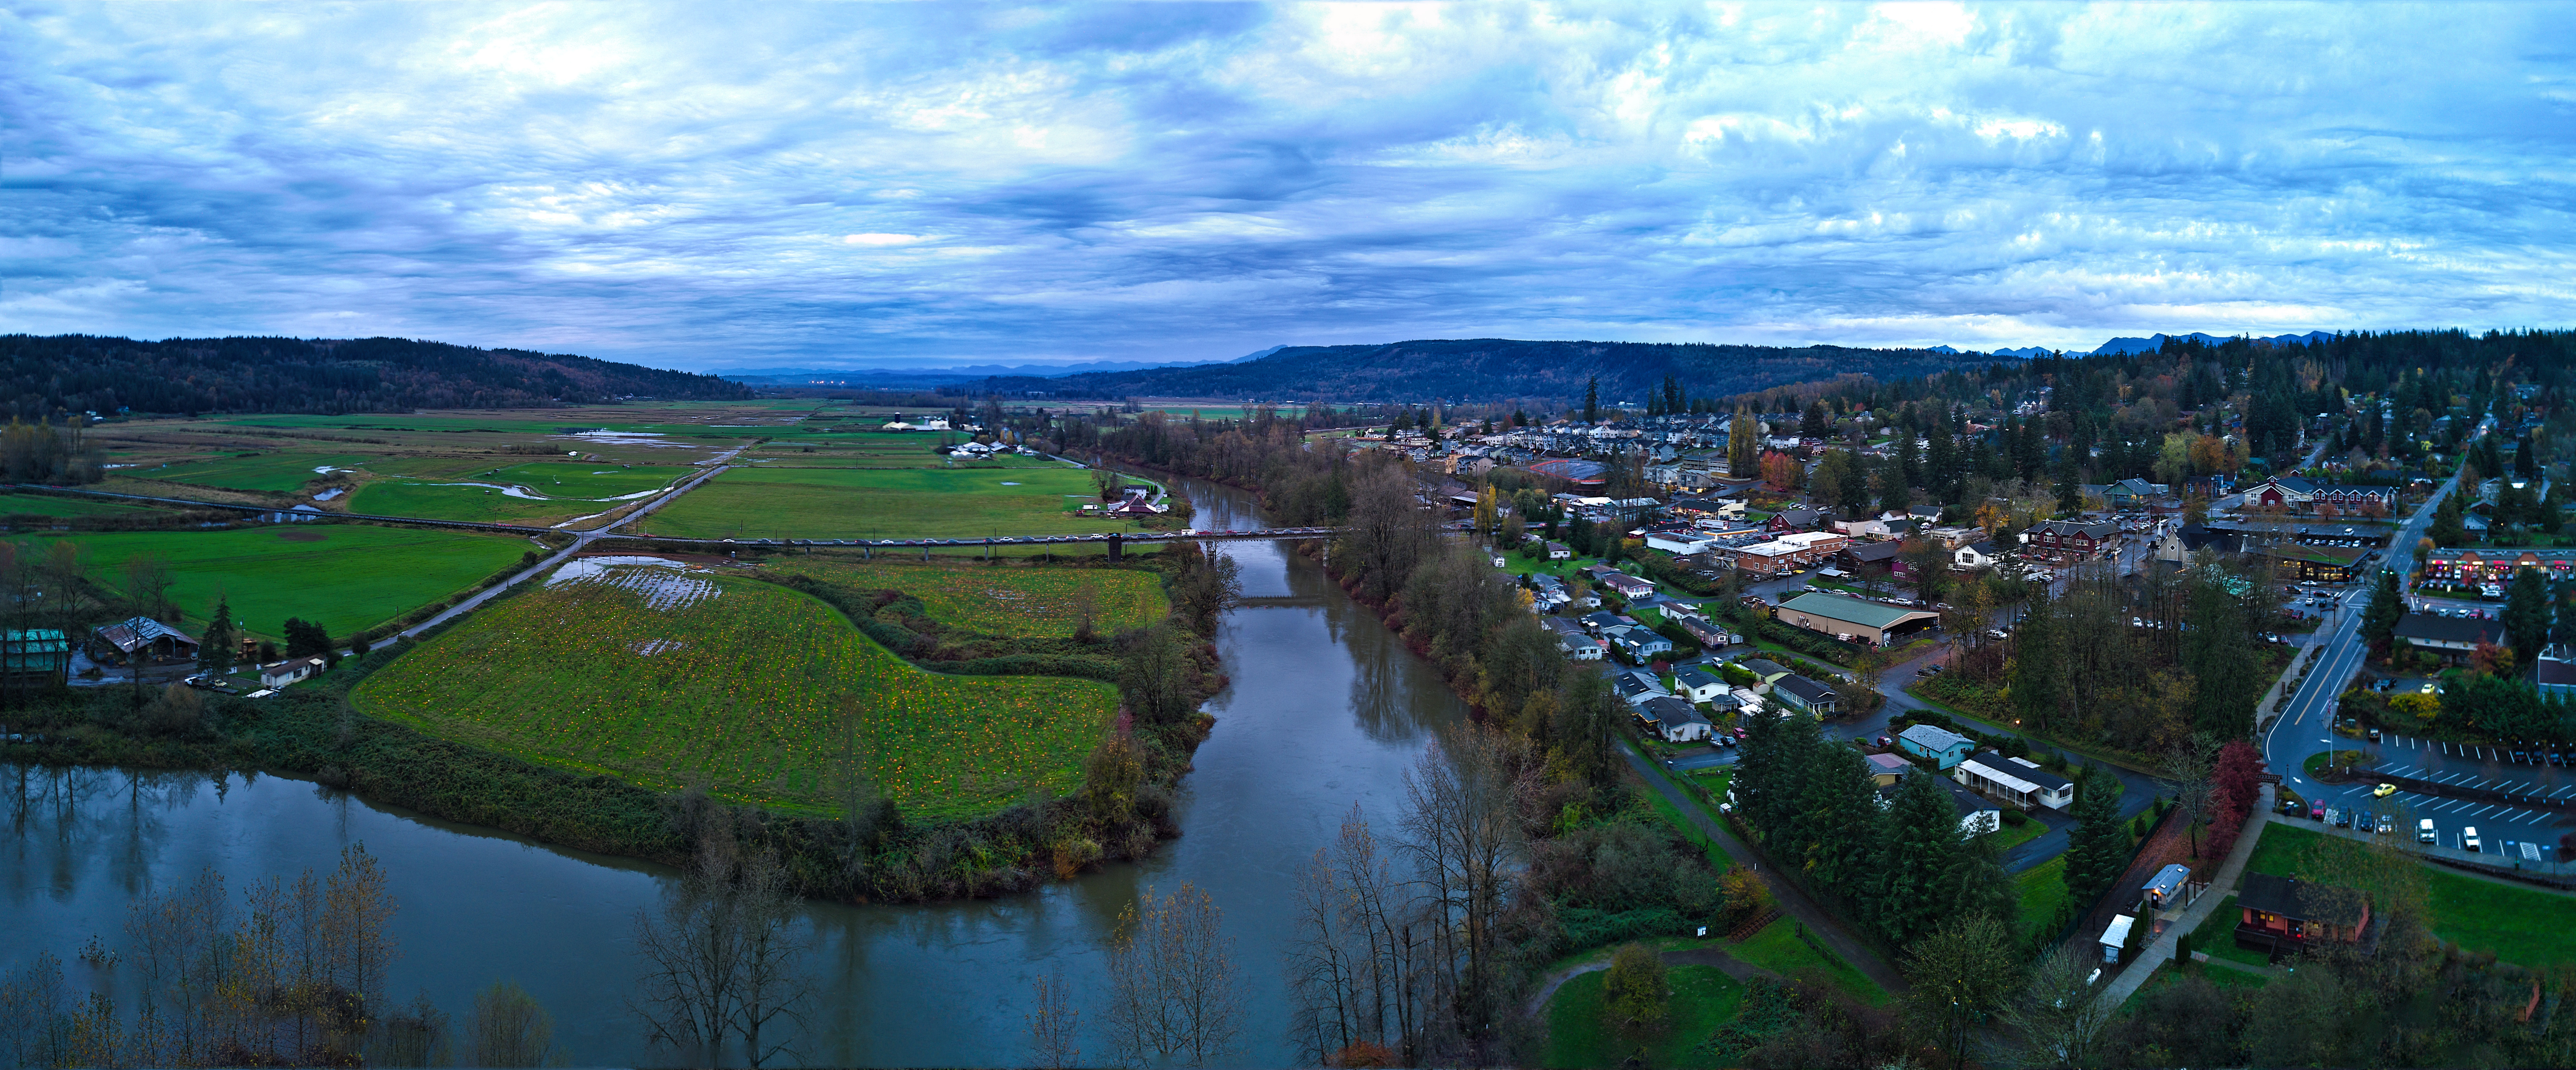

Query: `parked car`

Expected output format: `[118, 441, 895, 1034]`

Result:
[2368, 728, 2382, 743]
[2310, 800, 2326, 820]
[2464, 826, 2483, 852]
[2329, 808, 2349, 828]
[2417, 818, 2437, 843]
[2373, 783, 2398, 798]
[2376, 814, 2395, 835]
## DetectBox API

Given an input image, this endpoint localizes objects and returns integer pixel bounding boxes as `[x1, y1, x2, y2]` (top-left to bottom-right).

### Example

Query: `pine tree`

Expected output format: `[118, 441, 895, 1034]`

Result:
[197, 595, 237, 678]
[1583, 378, 1599, 424]
[2504, 565, 2549, 660]
[1872, 769, 1966, 946]
[2059, 767, 2123, 906]
[2011, 595, 2068, 734]
[2361, 568, 2404, 655]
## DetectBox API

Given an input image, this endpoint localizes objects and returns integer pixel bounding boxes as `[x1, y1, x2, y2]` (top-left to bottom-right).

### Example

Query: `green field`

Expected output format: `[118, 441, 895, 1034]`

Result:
[2017, 856, 2073, 945]
[1728, 917, 1890, 1005]
[127, 452, 376, 492]
[642, 464, 1136, 540]
[0, 492, 168, 518]
[349, 564, 1118, 820]
[1543, 964, 1745, 1069]
[766, 560, 1168, 637]
[344, 460, 695, 525]
[345, 481, 599, 525]
[9, 525, 528, 641]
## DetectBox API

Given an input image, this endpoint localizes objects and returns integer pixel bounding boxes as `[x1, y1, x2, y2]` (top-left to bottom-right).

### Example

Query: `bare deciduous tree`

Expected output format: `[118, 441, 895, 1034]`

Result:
[1400, 723, 1527, 1057]
[1105, 882, 1243, 1067]
[464, 980, 561, 1067]
[632, 812, 815, 1068]
[1027, 970, 1080, 1070]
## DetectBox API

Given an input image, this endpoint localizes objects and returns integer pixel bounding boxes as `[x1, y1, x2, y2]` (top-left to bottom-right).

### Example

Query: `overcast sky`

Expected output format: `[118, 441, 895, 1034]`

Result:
[7, 2, 2573, 372]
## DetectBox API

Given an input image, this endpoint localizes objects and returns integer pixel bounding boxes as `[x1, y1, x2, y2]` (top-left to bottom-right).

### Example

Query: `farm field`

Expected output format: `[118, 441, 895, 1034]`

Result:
[766, 559, 1168, 637]
[344, 481, 599, 526]
[1543, 964, 1744, 1069]
[8, 525, 528, 641]
[125, 452, 375, 493]
[0, 492, 171, 518]
[349, 562, 1118, 820]
[345, 460, 697, 525]
[642, 463, 1135, 540]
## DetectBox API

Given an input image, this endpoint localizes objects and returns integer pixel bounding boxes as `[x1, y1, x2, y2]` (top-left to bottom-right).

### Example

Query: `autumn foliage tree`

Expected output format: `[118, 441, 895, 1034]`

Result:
[2204, 740, 2268, 859]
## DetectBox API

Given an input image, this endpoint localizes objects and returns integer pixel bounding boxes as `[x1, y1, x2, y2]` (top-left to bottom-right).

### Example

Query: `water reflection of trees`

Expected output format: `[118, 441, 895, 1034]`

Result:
[2, 764, 214, 900]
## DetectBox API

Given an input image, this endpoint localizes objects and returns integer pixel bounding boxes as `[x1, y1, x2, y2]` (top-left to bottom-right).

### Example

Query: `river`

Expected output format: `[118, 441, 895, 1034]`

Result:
[0, 478, 1469, 1066]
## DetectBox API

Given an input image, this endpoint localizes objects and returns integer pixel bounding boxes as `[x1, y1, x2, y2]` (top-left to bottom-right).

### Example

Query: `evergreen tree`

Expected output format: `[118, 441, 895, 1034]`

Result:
[1583, 378, 1600, 424]
[2011, 595, 2069, 734]
[2427, 493, 2467, 548]
[2554, 591, 2576, 651]
[2182, 574, 2259, 738]
[2361, 568, 2404, 655]
[1801, 400, 1831, 437]
[2059, 767, 2124, 906]
[1799, 742, 1885, 900]
[1872, 769, 1966, 946]
[2503, 565, 2549, 660]
[196, 595, 237, 678]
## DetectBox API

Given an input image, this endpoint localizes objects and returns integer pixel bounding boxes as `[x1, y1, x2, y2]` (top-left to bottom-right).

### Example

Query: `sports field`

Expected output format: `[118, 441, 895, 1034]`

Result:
[642, 464, 1134, 540]
[8, 525, 528, 641]
[350, 563, 1117, 820]
[767, 560, 1168, 637]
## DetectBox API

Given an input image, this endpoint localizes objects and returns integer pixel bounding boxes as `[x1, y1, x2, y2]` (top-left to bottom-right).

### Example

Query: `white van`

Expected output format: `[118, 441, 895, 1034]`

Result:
[2463, 826, 2482, 852]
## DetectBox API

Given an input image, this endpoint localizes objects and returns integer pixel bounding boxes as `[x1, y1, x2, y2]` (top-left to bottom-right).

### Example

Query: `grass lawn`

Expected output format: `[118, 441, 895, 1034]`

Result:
[2017, 857, 2072, 944]
[764, 560, 1168, 637]
[1729, 917, 1890, 1006]
[10, 525, 528, 642]
[2194, 894, 2274, 968]
[128, 452, 377, 492]
[2242, 822, 2325, 877]
[643, 463, 1139, 540]
[350, 564, 1116, 820]
[1985, 815, 2046, 853]
[1544, 965, 1745, 1069]
[2424, 867, 2576, 967]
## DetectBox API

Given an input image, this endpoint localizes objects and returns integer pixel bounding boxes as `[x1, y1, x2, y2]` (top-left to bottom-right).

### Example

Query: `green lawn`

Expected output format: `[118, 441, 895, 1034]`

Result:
[764, 560, 1169, 637]
[1985, 814, 2046, 853]
[127, 452, 376, 492]
[350, 564, 1117, 820]
[2242, 822, 2325, 877]
[2424, 868, 2576, 967]
[10, 525, 528, 642]
[2194, 894, 2274, 968]
[1728, 917, 1890, 1006]
[643, 463, 1140, 540]
[345, 481, 602, 526]
[1544, 965, 1745, 1069]
[2017, 856, 2072, 944]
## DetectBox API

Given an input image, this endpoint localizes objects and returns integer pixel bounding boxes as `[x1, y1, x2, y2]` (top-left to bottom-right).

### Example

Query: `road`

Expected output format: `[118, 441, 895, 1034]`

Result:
[2254, 469, 2568, 867]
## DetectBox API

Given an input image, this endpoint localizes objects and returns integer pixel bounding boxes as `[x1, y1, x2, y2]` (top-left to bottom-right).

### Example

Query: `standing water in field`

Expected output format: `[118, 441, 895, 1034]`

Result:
[0, 478, 1468, 1066]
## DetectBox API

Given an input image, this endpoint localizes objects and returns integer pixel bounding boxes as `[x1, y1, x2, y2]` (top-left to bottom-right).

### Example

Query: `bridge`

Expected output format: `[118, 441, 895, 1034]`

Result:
[6, 485, 1344, 560]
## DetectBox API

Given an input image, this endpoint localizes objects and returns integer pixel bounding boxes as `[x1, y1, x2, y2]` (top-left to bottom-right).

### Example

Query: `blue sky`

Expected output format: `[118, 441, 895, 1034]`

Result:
[6, 2, 2572, 371]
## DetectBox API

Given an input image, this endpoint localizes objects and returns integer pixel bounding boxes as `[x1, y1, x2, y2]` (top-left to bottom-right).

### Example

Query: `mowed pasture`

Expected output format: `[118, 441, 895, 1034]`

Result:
[349, 565, 1116, 820]
[126, 452, 376, 493]
[7, 525, 528, 641]
[642, 464, 1133, 540]
[767, 560, 1168, 637]
[0, 492, 171, 519]
[346, 460, 696, 525]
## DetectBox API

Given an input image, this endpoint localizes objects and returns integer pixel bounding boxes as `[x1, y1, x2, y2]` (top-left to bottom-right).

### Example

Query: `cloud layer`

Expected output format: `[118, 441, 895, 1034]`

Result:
[6, 2, 2572, 370]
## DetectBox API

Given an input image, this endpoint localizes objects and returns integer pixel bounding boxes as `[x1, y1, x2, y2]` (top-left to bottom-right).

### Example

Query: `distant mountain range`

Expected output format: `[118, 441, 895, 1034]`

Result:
[2085, 331, 2334, 356]
[720, 346, 1289, 388]
[973, 338, 1990, 404]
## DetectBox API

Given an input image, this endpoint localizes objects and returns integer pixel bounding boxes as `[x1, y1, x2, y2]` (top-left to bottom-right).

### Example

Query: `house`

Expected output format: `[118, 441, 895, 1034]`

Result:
[1864, 751, 1912, 786]
[1581, 610, 1633, 633]
[91, 616, 200, 664]
[1953, 751, 2076, 811]
[2242, 476, 2319, 508]
[2103, 478, 2168, 508]
[2023, 519, 2118, 560]
[0, 629, 71, 685]
[1766, 508, 1823, 532]
[2261, 545, 2368, 584]
[1597, 572, 1657, 600]
[1673, 666, 1730, 703]
[1545, 541, 1574, 560]
[257, 655, 327, 689]
[1772, 674, 1839, 717]
[2235, 873, 2370, 957]
[1953, 541, 2004, 570]
[1674, 616, 1733, 651]
[1638, 695, 1713, 743]
[1842, 540, 1905, 571]
[1920, 525, 1981, 550]
[1607, 626, 1675, 662]
[1897, 724, 1977, 769]
[1772, 591, 1941, 646]
[1734, 658, 1793, 692]
[2392, 613, 2507, 662]
[1613, 669, 1671, 706]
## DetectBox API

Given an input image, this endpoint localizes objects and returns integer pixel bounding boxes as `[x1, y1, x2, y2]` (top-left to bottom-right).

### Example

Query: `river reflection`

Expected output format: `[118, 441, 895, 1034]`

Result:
[0, 478, 1468, 1067]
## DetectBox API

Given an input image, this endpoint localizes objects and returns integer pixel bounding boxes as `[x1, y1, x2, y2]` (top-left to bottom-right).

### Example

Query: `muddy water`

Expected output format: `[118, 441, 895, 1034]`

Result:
[0, 478, 1468, 1065]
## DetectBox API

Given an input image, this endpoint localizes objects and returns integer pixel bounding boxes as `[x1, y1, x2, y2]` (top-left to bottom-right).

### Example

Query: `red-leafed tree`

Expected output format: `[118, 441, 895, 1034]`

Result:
[2204, 739, 2268, 859]
[1759, 450, 1803, 491]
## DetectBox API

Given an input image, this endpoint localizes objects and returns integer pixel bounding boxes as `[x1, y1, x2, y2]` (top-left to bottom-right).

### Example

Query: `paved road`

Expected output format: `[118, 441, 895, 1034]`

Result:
[1615, 739, 1911, 997]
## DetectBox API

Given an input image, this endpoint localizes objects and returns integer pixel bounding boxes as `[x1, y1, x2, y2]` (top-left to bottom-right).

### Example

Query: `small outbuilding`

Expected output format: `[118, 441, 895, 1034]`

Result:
[93, 617, 200, 664]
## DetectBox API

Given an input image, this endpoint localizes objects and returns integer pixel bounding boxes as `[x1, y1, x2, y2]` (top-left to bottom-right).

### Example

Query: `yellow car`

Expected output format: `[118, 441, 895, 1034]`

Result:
[2373, 783, 2398, 798]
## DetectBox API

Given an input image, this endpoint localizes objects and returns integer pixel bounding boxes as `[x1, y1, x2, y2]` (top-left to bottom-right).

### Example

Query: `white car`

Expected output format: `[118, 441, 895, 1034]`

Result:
[2463, 826, 2482, 852]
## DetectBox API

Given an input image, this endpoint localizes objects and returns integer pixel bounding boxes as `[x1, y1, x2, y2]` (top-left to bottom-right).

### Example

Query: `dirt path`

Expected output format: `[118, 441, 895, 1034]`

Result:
[1525, 945, 1784, 1016]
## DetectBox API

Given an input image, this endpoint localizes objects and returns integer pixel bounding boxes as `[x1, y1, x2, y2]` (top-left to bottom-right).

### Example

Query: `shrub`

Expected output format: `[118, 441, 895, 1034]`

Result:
[2002, 809, 2029, 827]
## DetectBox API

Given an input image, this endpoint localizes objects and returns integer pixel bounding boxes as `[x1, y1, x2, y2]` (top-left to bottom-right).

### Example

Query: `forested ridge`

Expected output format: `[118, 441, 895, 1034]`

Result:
[982, 338, 1991, 403]
[0, 335, 751, 418]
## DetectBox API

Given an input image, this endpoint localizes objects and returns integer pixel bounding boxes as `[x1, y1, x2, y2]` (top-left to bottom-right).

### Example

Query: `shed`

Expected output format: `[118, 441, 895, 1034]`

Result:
[92, 616, 200, 663]
[1864, 751, 1912, 786]
[2140, 863, 2194, 910]
[2100, 914, 2137, 964]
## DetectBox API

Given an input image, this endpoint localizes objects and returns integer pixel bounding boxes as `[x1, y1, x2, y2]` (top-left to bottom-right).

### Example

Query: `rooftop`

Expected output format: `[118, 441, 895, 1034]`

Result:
[1776, 590, 1935, 630]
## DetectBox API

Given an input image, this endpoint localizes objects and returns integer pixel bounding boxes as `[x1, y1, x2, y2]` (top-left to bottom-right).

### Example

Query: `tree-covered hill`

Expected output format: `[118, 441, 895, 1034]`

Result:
[0, 335, 751, 418]
[980, 338, 1991, 403]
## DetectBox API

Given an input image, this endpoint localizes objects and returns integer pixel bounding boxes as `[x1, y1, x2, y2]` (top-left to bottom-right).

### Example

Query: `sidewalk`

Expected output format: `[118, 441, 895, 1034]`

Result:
[2095, 787, 2274, 1010]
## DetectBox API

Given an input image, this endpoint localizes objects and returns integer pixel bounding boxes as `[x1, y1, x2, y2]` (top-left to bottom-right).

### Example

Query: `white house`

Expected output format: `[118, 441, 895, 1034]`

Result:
[1954, 752, 2077, 811]
[1673, 666, 1730, 703]
[1639, 696, 1713, 743]
[257, 655, 327, 689]
[1953, 541, 2005, 570]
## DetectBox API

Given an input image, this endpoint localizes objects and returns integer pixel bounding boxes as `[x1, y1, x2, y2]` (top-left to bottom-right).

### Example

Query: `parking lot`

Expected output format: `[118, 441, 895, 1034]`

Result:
[2307, 734, 2575, 862]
